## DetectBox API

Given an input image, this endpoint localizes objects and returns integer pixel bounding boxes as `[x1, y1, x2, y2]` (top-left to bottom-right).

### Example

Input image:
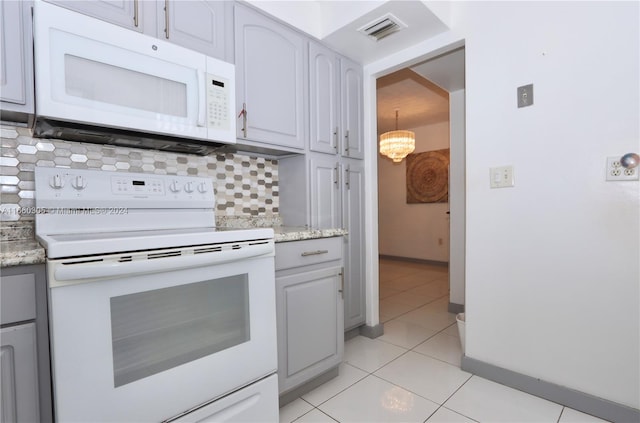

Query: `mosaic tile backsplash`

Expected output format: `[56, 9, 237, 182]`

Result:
[0, 125, 279, 222]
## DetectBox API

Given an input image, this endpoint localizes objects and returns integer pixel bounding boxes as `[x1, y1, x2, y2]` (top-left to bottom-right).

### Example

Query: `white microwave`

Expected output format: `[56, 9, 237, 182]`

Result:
[32, 1, 236, 155]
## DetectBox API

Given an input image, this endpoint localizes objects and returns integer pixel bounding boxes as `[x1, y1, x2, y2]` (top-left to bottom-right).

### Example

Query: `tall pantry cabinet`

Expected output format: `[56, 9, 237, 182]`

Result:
[306, 40, 366, 331]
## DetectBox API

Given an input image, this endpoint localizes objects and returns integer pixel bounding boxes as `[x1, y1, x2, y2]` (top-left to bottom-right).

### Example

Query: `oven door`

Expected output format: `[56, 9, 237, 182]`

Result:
[47, 243, 277, 422]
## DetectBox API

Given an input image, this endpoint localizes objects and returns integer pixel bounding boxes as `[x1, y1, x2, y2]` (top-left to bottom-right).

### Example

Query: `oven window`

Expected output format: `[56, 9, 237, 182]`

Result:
[110, 275, 250, 387]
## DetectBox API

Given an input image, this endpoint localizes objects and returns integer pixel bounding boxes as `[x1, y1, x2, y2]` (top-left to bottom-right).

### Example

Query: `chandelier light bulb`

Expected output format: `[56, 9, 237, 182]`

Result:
[379, 110, 415, 162]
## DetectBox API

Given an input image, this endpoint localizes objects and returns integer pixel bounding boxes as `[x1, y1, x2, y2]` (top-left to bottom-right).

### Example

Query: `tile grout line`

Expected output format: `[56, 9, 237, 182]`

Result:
[428, 374, 477, 422]
[380, 293, 450, 324]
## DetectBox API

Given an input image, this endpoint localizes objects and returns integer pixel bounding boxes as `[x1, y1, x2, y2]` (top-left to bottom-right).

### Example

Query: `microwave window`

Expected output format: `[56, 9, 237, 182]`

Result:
[110, 274, 250, 387]
[64, 55, 188, 117]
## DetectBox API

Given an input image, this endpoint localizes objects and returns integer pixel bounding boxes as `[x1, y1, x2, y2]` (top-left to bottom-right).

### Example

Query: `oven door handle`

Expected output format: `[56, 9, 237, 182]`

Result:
[53, 243, 273, 283]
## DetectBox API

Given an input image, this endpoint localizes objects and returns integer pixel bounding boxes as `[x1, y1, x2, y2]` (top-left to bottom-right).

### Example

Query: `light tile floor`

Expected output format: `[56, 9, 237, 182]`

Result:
[279, 259, 611, 423]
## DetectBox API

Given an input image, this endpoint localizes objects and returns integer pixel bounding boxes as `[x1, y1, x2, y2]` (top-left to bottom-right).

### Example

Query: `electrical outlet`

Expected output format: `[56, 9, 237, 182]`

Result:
[490, 166, 515, 188]
[606, 156, 639, 181]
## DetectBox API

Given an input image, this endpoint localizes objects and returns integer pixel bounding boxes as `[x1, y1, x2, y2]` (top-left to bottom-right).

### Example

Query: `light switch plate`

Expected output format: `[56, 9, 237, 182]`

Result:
[517, 84, 534, 108]
[490, 166, 515, 188]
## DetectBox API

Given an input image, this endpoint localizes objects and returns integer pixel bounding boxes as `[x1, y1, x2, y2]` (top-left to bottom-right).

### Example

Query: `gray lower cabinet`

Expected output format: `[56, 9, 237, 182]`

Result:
[0, 265, 52, 423]
[0, 0, 34, 122]
[1, 323, 38, 423]
[275, 238, 344, 396]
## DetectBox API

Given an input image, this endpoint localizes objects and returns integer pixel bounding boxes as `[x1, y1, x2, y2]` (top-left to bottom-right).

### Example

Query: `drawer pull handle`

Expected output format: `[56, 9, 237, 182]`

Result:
[301, 250, 329, 257]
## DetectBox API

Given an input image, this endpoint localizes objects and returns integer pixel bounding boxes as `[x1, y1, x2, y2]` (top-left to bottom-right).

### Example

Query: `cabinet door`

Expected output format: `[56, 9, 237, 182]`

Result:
[309, 155, 341, 230]
[276, 267, 343, 394]
[309, 42, 338, 155]
[0, 0, 34, 117]
[234, 4, 307, 150]
[160, 0, 226, 59]
[342, 160, 366, 329]
[44, 0, 141, 31]
[339, 57, 364, 159]
[1, 324, 39, 423]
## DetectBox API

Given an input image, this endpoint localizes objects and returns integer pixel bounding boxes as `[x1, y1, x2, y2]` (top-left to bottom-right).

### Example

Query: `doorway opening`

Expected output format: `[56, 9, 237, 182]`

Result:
[375, 46, 465, 347]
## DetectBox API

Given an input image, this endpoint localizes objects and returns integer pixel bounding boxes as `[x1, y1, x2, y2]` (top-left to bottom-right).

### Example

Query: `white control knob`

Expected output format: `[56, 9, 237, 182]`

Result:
[169, 181, 182, 193]
[49, 174, 65, 189]
[71, 175, 87, 190]
[197, 182, 208, 193]
[184, 182, 195, 193]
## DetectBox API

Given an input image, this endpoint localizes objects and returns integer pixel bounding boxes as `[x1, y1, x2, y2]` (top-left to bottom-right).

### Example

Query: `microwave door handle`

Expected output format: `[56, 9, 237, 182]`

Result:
[197, 70, 206, 127]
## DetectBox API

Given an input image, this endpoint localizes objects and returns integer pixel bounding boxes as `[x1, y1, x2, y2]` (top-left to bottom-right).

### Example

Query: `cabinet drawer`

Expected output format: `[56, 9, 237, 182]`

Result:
[1, 274, 36, 325]
[275, 237, 342, 271]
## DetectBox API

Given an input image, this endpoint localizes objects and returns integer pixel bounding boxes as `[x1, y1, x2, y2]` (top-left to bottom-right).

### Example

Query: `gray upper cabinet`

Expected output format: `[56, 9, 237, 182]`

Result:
[234, 4, 307, 150]
[309, 44, 364, 160]
[309, 42, 339, 155]
[43, 0, 141, 31]
[0, 0, 34, 121]
[44, 0, 227, 59]
[340, 57, 364, 159]
[157, 1, 226, 59]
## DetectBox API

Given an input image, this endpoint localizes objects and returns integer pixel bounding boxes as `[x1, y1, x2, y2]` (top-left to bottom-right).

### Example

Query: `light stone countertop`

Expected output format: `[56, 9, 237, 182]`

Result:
[0, 239, 46, 268]
[0, 225, 347, 268]
[273, 227, 347, 243]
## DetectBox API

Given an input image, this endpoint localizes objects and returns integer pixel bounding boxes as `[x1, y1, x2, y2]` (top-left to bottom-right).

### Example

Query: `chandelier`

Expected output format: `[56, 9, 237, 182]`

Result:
[379, 110, 415, 162]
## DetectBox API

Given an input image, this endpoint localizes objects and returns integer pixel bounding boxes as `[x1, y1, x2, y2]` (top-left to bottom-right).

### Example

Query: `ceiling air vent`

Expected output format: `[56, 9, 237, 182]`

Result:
[358, 13, 407, 42]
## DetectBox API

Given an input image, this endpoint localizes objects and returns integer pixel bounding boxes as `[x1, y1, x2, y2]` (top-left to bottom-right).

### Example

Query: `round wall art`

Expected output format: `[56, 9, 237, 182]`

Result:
[406, 149, 450, 203]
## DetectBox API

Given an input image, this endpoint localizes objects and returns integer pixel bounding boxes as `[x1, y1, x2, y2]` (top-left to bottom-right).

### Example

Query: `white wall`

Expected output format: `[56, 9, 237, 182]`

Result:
[364, 0, 639, 412]
[455, 1, 639, 409]
[378, 121, 450, 262]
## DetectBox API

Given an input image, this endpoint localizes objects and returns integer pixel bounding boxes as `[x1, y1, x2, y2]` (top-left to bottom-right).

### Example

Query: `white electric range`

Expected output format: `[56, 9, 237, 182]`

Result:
[35, 167, 279, 422]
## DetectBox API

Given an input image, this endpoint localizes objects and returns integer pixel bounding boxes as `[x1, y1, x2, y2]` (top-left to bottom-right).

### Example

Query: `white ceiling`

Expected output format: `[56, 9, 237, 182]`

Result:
[410, 47, 465, 93]
[376, 69, 448, 134]
[321, 1, 449, 65]
[377, 48, 465, 135]
[248, 1, 450, 65]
